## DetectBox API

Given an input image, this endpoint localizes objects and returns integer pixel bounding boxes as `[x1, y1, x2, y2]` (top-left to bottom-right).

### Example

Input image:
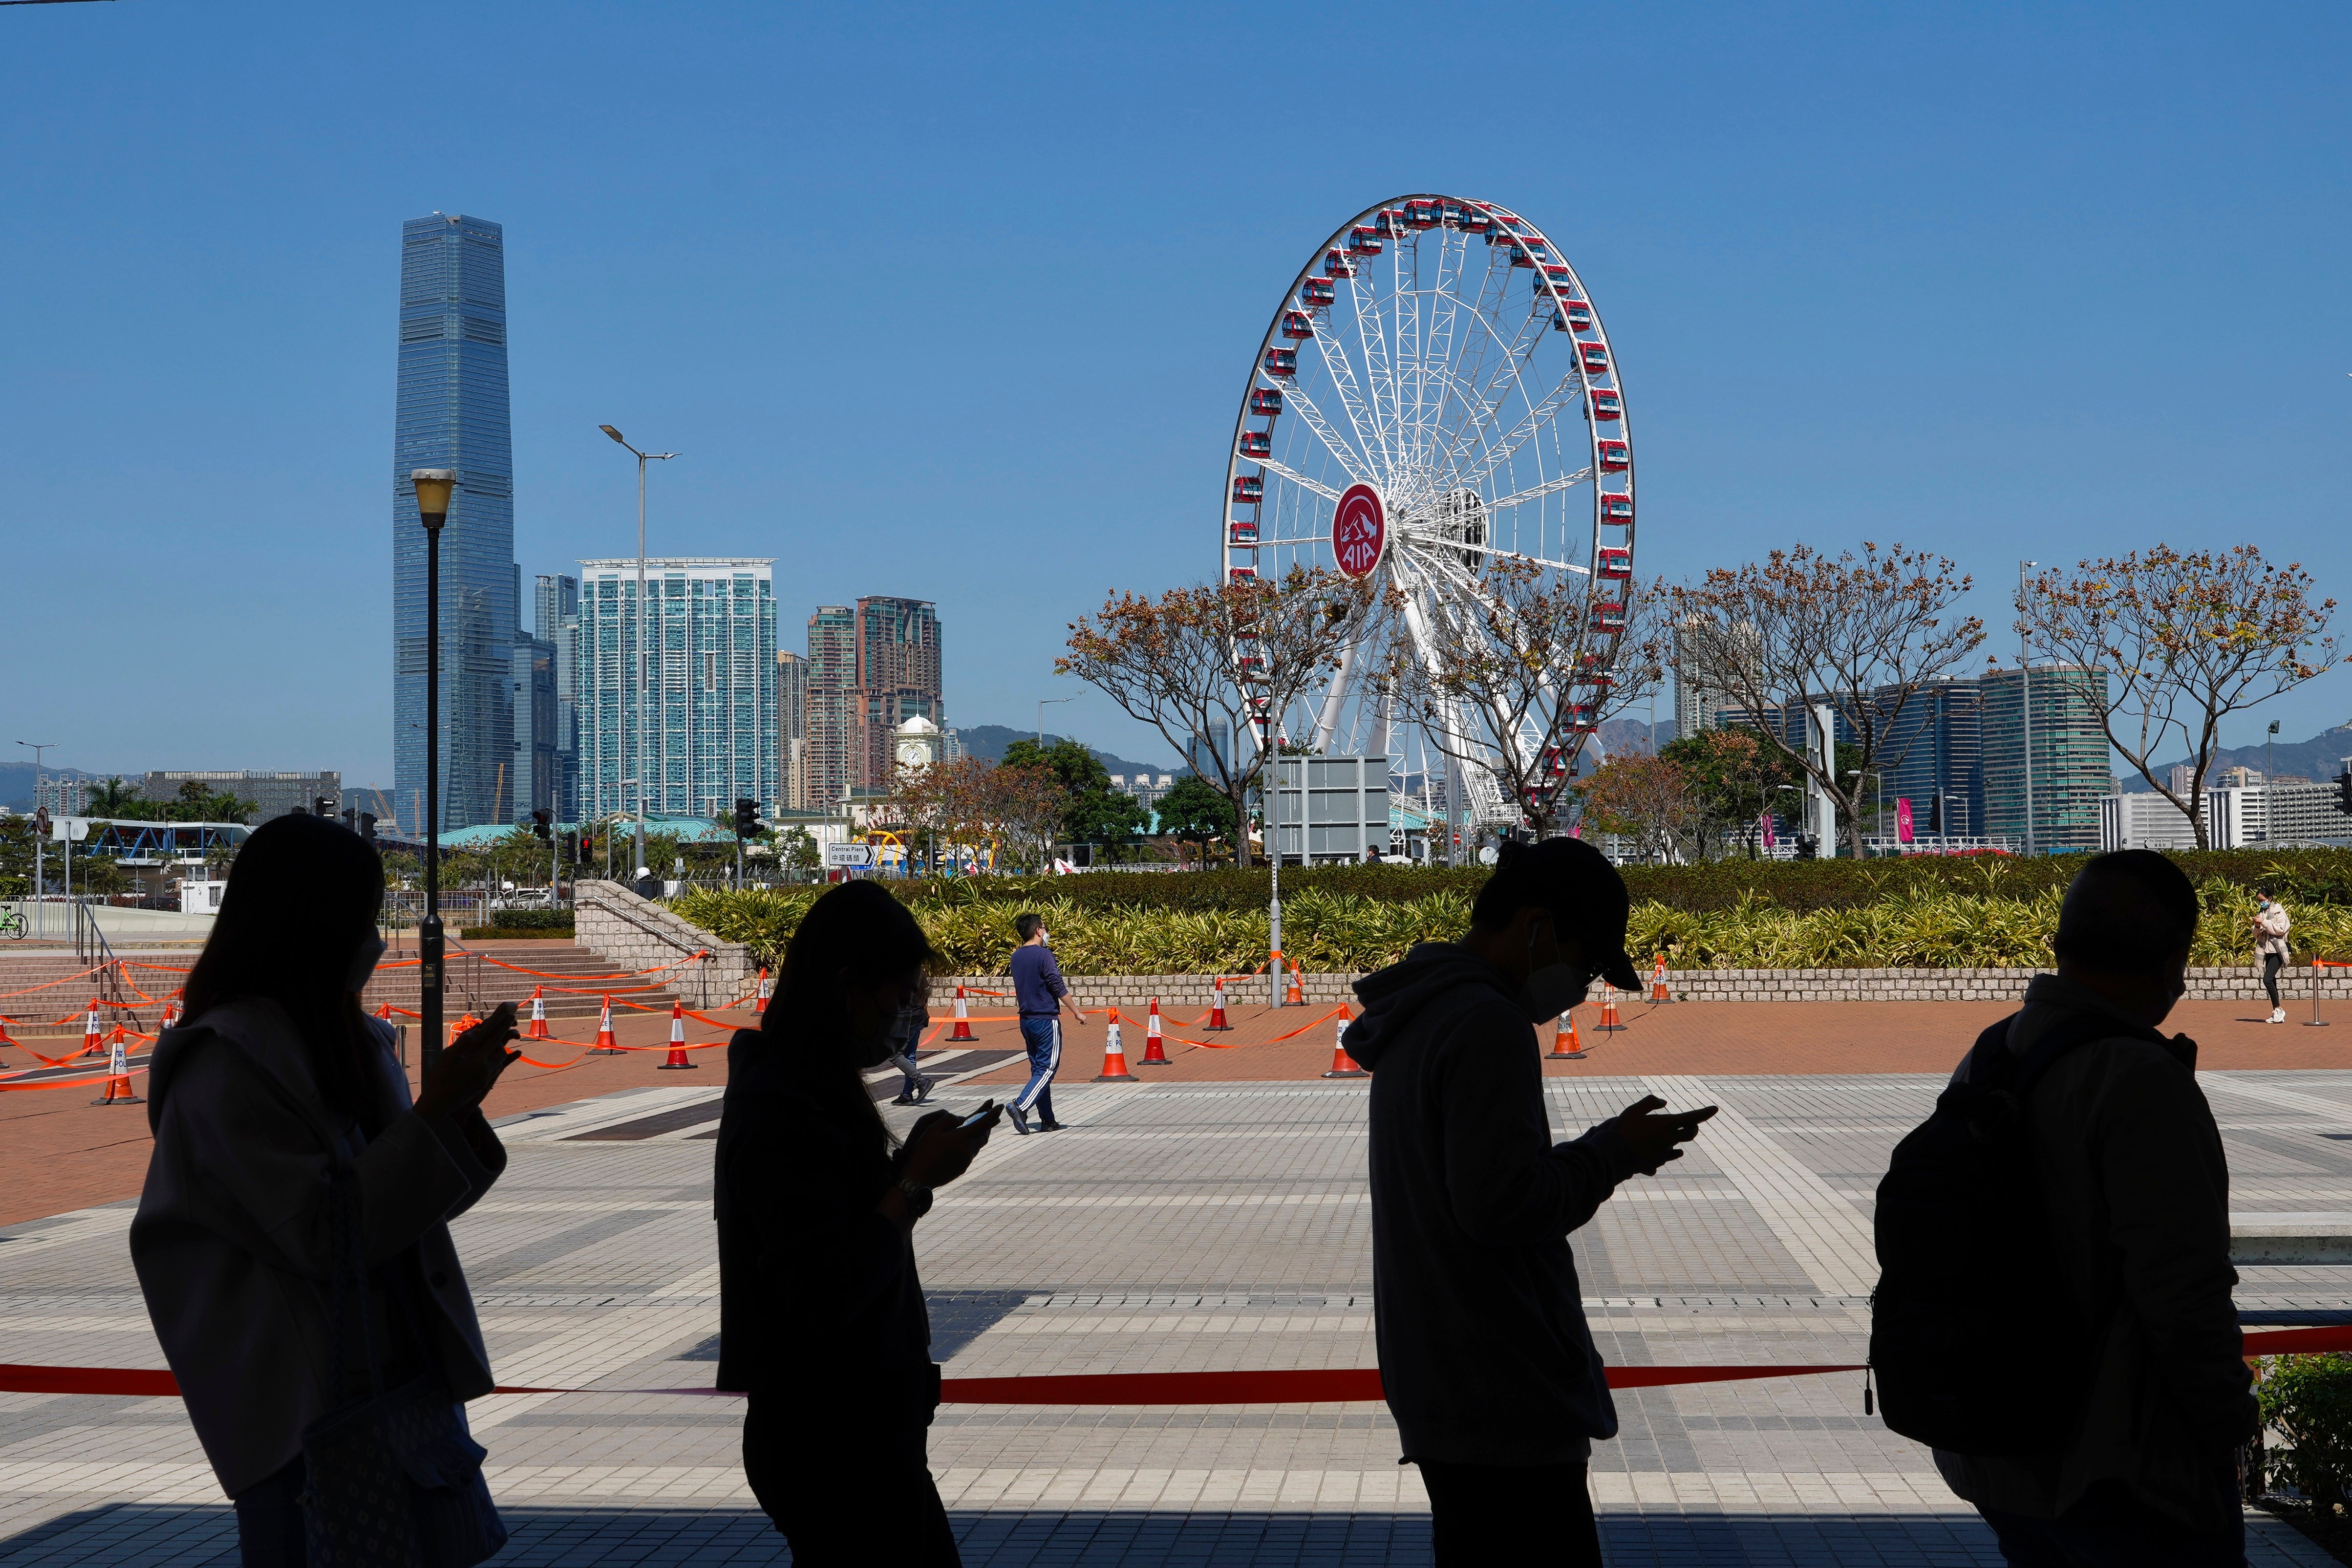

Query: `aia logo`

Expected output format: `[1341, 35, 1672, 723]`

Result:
[1333, 484, 1387, 580]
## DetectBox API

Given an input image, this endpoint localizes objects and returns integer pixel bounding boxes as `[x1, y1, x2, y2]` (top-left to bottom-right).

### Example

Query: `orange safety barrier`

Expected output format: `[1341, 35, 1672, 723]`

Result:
[658, 1001, 696, 1070]
[1181, 1002, 1351, 1051]
[0, 1064, 149, 1093]
[756, 967, 773, 1013]
[1322, 1007, 1367, 1078]
[81, 1001, 103, 1060]
[949, 985, 976, 1041]
[456, 947, 708, 983]
[1205, 976, 1231, 1031]
[1138, 998, 1171, 1065]
[526, 988, 549, 1039]
[2306, 959, 2349, 1028]
[1549, 1010, 1585, 1059]
[1092, 1018, 1135, 1082]
[1596, 985, 1624, 1032]
[1284, 961, 1304, 1006]
[0, 964, 109, 1001]
[592, 995, 622, 1054]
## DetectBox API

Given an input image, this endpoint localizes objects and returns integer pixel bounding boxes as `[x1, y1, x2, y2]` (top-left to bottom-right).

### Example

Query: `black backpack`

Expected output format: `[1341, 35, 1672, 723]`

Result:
[1869, 1009, 2163, 1456]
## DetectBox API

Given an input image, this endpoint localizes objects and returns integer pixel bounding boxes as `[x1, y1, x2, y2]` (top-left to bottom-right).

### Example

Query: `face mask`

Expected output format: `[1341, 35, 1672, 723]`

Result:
[1518, 918, 1592, 1023]
[347, 933, 387, 994]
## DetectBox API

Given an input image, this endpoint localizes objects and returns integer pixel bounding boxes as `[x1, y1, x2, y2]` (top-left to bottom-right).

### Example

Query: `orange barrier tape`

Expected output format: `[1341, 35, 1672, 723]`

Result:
[0, 965, 108, 1001]
[0, 1040, 101, 1068]
[0, 1064, 147, 1093]
[455, 948, 708, 983]
[120, 961, 193, 974]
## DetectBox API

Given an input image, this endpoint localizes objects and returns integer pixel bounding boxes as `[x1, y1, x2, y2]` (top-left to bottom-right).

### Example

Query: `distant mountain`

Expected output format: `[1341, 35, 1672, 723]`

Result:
[2116, 724, 2352, 792]
[948, 725, 1180, 782]
[0, 764, 106, 812]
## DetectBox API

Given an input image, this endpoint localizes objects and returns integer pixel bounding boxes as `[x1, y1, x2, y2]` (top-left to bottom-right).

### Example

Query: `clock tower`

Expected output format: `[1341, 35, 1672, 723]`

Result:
[892, 714, 942, 780]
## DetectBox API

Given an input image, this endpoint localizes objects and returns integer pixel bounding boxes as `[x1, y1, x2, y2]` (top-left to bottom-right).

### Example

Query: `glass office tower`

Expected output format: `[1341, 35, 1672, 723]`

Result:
[1982, 666, 2111, 851]
[536, 573, 581, 821]
[577, 558, 779, 824]
[393, 213, 516, 834]
[1877, 677, 1985, 837]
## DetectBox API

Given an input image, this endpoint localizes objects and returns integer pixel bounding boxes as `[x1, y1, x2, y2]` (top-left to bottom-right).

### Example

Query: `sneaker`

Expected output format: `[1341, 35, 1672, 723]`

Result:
[890, 1094, 916, 1106]
[2270, 1009, 2287, 1024]
[914, 1076, 938, 1104]
[1005, 1102, 1031, 1135]
[1038, 1120, 1066, 1132]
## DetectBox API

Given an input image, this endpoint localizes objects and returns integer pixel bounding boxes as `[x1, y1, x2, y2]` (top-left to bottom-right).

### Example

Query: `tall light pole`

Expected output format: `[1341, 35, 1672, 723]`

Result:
[17, 741, 55, 938]
[600, 426, 679, 880]
[2018, 560, 2038, 857]
[411, 470, 455, 1073]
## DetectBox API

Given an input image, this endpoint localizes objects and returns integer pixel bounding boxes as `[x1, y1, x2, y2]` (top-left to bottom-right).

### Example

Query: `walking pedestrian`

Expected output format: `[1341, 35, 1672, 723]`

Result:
[2253, 887, 2291, 1024]
[1893, 850, 2258, 1565]
[887, 998, 939, 1105]
[1342, 838, 1715, 1567]
[715, 880, 997, 1566]
[130, 813, 518, 1568]
[1005, 912, 1082, 1134]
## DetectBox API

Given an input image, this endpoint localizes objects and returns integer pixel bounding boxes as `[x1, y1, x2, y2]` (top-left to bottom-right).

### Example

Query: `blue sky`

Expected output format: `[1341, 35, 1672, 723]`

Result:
[6, 0, 2349, 791]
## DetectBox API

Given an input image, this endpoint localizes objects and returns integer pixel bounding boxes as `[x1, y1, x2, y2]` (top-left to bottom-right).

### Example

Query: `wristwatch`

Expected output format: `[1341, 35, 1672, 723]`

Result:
[895, 1178, 934, 1219]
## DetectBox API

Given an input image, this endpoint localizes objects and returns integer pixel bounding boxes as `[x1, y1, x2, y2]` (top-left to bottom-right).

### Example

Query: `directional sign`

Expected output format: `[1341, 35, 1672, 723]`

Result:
[824, 841, 876, 869]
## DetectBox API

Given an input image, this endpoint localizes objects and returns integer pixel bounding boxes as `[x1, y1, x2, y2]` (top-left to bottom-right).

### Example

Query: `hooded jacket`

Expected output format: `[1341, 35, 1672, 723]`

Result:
[129, 1000, 504, 1497]
[1347, 943, 1643, 1465]
[1932, 973, 2257, 1526]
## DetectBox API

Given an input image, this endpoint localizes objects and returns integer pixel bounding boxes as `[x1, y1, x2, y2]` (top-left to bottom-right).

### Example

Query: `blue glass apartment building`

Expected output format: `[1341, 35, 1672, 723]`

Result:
[393, 213, 516, 834]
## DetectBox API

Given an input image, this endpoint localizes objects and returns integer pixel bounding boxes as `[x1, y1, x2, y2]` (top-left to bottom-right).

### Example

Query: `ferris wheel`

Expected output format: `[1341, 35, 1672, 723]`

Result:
[1221, 194, 1636, 829]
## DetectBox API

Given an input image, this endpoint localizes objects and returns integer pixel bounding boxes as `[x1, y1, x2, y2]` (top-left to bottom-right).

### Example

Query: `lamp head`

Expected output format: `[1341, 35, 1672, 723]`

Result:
[410, 469, 455, 525]
[599, 425, 628, 447]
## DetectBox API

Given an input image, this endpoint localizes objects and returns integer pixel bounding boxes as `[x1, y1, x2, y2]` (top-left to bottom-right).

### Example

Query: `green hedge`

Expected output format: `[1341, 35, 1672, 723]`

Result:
[489, 908, 575, 930]
[672, 875, 2352, 975]
[876, 849, 2352, 915]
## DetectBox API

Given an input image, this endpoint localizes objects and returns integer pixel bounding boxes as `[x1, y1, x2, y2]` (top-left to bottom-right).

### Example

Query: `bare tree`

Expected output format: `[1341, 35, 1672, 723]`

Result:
[1383, 563, 1666, 838]
[1573, 751, 1695, 863]
[1060, 565, 1375, 861]
[2020, 545, 2338, 849]
[1670, 543, 1984, 858]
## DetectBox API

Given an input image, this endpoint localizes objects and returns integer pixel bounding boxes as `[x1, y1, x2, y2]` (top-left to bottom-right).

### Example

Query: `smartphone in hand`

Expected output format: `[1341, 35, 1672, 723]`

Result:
[957, 1100, 999, 1130]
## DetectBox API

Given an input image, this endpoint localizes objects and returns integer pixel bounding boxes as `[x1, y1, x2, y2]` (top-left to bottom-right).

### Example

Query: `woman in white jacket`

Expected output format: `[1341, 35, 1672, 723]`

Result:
[2253, 887, 2292, 1023]
[130, 813, 521, 1565]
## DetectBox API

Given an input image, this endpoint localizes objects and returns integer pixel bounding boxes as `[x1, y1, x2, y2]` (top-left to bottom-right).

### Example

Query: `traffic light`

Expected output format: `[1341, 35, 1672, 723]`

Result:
[577, 830, 594, 866]
[733, 798, 762, 838]
[531, 808, 553, 844]
[314, 796, 334, 817]
[341, 807, 358, 834]
[2336, 769, 2352, 817]
[358, 812, 377, 844]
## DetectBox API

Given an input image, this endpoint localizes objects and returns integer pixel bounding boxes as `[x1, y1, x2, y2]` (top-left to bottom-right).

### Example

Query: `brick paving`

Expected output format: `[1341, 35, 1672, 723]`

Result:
[9, 1039, 2352, 1563]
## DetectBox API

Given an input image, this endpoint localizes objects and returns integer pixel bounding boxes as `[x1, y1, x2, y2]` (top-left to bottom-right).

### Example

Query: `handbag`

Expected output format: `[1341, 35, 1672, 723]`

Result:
[299, 1163, 507, 1568]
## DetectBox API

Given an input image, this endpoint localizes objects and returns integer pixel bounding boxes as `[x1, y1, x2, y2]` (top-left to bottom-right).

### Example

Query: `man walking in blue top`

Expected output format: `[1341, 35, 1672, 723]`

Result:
[1007, 912, 1081, 1134]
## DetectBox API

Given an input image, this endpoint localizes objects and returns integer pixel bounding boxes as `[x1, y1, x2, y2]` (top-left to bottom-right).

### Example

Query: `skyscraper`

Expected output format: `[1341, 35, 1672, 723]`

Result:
[1982, 666, 2110, 851]
[1877, 677, 1984, 837]
[776, 650, 810, 809]
[577, 559, 779, 824]
[806, 605, 856, 808]
[536, 573, 580, 820]
[855, 597, 943, 790]
[394, 212, 516, 831]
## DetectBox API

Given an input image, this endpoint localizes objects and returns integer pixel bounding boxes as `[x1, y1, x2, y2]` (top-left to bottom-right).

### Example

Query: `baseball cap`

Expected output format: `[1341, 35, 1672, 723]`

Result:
[1471, 837, 1642, 992]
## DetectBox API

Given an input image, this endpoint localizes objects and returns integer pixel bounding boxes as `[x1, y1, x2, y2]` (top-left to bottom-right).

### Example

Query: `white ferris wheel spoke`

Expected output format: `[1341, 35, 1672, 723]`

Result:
[1258, 454, 1342, 504]
[1280, 386, 1374, 489]
[1454, 373, 1588, 497]
[1483, 469, 1598, 515]
[1309, 317, 1383, 473]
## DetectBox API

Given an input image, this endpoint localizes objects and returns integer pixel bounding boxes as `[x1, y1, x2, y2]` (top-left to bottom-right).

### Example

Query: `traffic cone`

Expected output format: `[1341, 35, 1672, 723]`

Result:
[82, 1000, 103, 1062]
[591, 994, 623, 1054]
[449, 1012, 479, 1049]
[1206, 976, 1232, 1031]
[1548, 1011, 1585, 1059]
[92, 1024, 141, 1105]
[949, 985, 976, 1041]
[1139, 997, 1171, 1064]
[658, 1000, 696, 1069]
[756, 967, 773, 1013]
[1323, 1009, 1368, 1078]
[1649, 954, 1672, 1005]
[527, 986, 550, 1038]
[162, 999, 182, 1031]
[1597, 985, 1624, 1032]
[1093, 1017, 1135, 1081]
[1286, 962, 1305, 1006]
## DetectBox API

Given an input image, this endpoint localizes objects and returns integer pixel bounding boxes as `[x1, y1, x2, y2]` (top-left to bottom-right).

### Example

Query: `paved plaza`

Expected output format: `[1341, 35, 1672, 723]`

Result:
[7, 1041, 2352, 1563]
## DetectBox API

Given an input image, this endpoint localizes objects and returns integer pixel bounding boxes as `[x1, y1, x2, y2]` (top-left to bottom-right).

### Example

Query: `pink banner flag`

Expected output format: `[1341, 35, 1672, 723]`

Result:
[1760, 811, 1776, 849]
[1896, 797, 1915, 844]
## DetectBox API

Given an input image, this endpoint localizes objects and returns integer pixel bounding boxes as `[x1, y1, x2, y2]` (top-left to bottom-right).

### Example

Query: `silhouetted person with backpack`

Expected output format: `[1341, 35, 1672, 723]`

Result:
[1872, 850, 2256, 1567]
[1345, 838, 1716, 1566]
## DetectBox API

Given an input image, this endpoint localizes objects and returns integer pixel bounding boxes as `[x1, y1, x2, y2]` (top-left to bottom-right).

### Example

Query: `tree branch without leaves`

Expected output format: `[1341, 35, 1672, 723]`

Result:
[2019, 544, 2338, 850]
[1670, 542, 1984, 858]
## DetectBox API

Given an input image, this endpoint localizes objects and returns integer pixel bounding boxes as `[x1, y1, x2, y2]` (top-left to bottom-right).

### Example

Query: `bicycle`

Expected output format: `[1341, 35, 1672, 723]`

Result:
[0, 907, 25, 940]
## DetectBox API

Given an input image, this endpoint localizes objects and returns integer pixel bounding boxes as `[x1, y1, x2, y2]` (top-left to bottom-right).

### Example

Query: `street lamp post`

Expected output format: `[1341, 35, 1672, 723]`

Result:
[1036, 697, 1072, 750]
[16, 741, 56, 938]
[411, 469, 455, 1073]
[600, 426, 679, 881]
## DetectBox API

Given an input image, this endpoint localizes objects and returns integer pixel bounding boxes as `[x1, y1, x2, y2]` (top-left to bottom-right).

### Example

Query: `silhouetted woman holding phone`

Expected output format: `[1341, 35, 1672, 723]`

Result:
[715, 880, 998, 1565]
[130, 813, 522, 1567]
